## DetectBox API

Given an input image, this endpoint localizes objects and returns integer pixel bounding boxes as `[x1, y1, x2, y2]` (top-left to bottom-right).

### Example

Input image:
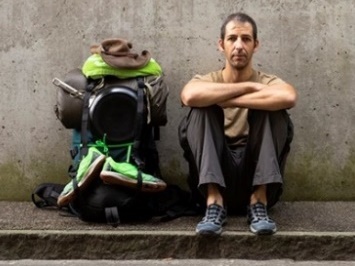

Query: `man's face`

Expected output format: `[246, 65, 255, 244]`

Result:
[219, 20, 259, 70]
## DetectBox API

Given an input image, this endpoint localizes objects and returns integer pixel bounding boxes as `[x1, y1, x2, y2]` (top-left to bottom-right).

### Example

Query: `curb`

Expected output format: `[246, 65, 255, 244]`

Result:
[1, 230, 354, 261]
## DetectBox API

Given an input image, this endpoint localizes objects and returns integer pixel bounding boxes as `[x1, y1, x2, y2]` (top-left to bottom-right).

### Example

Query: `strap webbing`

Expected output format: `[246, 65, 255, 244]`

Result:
[31, 184, 64, 208]
[80, 82, 95, 158]
[105, 207, 120, 227]
[131, 77, 145, 174]
[68, 81, 95, 186]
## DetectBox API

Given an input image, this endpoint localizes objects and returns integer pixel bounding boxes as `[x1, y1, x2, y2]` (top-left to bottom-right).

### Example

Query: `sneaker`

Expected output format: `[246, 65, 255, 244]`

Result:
[57, 147, 106, 207]
[196, 204, 227, 236]
[100, 157, 167, 192]
[247, 202, 277, 235]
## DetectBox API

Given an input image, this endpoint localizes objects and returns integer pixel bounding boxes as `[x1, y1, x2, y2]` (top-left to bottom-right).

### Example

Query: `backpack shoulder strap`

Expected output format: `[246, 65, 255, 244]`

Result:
[80, 80, 96, 157]
[68, 79, 98, 187]
[31, 183, 64, 208]
[130, 77, 146, 190]
[134, 76, 145, 145]
[105, 207, 120, 227]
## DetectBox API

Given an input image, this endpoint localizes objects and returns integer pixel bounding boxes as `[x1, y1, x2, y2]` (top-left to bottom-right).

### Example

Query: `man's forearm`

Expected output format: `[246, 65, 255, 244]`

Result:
[219, 83, 297, 111]
[181, 81, 257, 107]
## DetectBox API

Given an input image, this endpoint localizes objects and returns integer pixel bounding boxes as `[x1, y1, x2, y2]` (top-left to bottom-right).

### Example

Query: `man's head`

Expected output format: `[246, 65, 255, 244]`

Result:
[220, 13, 258, 41]
[219, 13, 259, 71]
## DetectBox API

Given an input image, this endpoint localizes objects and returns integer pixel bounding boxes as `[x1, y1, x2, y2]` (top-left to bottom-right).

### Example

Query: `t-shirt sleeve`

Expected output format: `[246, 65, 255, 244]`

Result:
[189, 73, 214, 82]
[263, 74, 285, 86]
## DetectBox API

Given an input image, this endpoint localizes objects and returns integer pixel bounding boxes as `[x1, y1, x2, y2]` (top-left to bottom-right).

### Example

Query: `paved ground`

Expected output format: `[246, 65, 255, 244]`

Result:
[0, 201, 354, 261]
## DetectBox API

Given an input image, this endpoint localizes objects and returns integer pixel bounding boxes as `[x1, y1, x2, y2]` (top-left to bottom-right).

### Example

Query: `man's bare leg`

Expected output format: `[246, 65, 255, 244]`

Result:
[250, 185, 267, 205]
[206, 183, 224, 206]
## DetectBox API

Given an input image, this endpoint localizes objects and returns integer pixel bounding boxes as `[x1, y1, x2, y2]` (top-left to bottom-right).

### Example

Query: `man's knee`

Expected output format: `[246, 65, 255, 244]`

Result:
[186, 105, 224, 124]
[179, 105, 224, 142]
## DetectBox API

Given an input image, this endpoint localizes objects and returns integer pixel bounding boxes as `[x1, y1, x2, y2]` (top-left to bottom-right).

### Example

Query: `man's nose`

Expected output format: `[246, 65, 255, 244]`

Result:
[234, 38, 243, 49]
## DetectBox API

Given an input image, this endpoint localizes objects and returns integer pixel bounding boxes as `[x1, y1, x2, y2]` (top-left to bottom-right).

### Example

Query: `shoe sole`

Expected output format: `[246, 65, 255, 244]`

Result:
[195, 220, 226, 236]
[249, 226, 277, 235]
[195, 228, 222, 236]
[100, 170, 167, 193]
[57, 154, 106, 207]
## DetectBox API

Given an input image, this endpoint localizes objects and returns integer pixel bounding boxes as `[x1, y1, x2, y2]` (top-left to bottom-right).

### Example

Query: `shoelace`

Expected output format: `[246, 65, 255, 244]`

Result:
[87, 134, 134, 162]
[202, 204, 226, 225]
[250, 203, 270, 222]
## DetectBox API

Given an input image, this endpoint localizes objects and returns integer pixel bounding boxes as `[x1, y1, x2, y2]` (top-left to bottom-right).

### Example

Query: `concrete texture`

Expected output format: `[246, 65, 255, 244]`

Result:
[0, 201, 355, 261]
[2, 261, 355, 266]
[0, 0, 355, 201]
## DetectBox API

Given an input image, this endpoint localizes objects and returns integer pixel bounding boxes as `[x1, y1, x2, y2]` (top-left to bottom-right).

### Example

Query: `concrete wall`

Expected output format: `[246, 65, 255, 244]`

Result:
[0, 0, 354, 201]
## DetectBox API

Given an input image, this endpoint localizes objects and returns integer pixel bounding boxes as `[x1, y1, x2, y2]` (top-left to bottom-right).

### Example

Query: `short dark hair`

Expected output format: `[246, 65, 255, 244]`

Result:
[220, 12, 258, 41]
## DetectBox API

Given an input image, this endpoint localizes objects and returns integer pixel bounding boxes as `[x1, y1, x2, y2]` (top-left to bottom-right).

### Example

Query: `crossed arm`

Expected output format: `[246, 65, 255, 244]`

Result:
[180, 81, 297, 111]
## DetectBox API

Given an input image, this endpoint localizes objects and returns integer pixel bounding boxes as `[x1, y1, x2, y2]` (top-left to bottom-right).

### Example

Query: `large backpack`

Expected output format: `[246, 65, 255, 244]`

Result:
[34, 63, 201, 226]
[54, 68, 167, 180]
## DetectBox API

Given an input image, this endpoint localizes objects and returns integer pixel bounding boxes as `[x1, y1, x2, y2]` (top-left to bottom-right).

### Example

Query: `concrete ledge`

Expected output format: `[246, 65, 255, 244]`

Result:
[1, 230, 355, 261]
[0, 201, 354, 260]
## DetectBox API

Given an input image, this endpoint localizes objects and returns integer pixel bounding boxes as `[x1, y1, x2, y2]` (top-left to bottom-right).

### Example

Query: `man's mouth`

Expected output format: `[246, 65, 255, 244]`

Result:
[232, 54, 245, 60]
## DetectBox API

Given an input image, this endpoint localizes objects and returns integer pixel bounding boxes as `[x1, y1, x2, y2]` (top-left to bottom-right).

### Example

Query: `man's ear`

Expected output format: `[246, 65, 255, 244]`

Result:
[253, 39, 259, 53]
[218, 39, 224, 52]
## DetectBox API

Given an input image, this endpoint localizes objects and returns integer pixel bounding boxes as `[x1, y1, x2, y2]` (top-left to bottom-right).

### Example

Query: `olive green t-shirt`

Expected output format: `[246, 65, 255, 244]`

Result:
[190, 69, 285, 146]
